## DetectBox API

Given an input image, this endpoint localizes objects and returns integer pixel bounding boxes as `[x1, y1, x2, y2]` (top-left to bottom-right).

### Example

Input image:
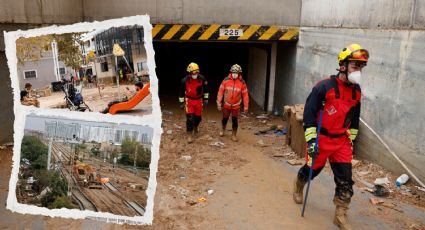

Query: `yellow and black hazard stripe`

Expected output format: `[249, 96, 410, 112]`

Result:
[152, 24, 299, 41]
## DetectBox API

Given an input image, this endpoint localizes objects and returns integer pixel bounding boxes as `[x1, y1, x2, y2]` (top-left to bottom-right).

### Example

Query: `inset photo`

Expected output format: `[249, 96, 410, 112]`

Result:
[14, 24, 152, 116]
[15, 114, 152, 218]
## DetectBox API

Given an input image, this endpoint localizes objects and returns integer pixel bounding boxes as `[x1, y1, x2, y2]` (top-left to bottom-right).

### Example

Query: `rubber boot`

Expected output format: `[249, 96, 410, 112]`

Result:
[293, 177, 306, 204]
[194, 126, 199, 137]
[219, 125, 225, 137]
[187, 132, 193, 144]
[231, 128, 238, 142]
[333, 197, 352, 230]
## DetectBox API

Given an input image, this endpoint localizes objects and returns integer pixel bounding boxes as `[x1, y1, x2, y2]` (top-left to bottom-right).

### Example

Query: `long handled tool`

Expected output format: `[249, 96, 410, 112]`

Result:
[301, 102, 325, 217]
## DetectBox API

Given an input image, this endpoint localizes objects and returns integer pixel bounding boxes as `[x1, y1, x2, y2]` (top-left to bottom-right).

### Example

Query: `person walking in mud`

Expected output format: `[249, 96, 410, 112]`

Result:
[292, 44, 369, 230]
[216, 64, 249, 142]
[179, 62, 209, 144]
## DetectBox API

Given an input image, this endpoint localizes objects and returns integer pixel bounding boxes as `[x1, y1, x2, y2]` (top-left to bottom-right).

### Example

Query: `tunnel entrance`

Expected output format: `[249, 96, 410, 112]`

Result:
[154, 41, 272, 110]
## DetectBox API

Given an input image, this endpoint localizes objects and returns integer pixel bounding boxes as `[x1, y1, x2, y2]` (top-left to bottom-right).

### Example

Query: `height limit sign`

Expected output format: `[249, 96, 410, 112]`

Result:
[219, 28, 243, 37]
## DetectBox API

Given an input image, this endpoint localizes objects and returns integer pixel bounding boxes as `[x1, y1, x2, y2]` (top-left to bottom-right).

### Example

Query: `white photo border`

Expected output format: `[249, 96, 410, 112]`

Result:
[4, 15, 162, 225]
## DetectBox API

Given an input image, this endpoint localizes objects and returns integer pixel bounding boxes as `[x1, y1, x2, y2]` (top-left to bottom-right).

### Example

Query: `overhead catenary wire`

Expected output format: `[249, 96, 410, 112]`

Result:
[360, 118, 425, 188]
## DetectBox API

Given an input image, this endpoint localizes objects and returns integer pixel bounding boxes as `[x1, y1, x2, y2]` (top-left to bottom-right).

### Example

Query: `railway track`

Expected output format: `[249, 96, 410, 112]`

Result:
[49, 141, 98, 212]
[105, 182, 145, 216]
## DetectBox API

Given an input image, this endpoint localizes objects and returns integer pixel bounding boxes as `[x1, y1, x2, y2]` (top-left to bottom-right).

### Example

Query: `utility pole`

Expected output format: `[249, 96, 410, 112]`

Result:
[47, 137, 53, 170]
[134, 144, 138, 175]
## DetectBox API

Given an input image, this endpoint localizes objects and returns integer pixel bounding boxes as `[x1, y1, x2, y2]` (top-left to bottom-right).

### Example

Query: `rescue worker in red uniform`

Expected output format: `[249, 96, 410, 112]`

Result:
[179, 62, 209, 143]
[216, 64, 249, 142]
[292, 44, 369, 230]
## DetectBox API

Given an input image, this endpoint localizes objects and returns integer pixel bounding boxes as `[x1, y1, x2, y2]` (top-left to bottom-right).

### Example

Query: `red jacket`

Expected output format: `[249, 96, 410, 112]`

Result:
[216, 74, 249, 110]
[304, 75, 361, 136]
[179, 74, 209, 101]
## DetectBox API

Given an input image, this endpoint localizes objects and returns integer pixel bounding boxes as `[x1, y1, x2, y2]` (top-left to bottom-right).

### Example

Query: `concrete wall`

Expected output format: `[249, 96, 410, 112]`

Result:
[0, 0, 83, 24]
[247, 47, 268, 109]
[292, 26, 425, 180]
[82, 0, 301, 26]
[301, 0, 423, 29]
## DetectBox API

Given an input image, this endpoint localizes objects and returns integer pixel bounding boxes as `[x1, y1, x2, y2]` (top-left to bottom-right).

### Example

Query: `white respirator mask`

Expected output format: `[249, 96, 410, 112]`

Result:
[231, 73, 239, 79]
[191, 74, 198, 79]
[348, 71, 361, 85]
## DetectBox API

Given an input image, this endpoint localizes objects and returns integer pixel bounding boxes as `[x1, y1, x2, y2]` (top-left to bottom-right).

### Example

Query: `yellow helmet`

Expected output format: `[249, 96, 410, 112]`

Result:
[187, 62, 200, 73]
[230, 64, 242, 73]
[338, 44, 369, 65]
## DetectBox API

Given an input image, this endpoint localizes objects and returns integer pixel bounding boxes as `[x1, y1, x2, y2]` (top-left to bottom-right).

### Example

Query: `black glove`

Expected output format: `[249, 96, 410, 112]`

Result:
[307, 139, 318, 159]
[180, 102, 185, 110]
[203, 99, 208, 106]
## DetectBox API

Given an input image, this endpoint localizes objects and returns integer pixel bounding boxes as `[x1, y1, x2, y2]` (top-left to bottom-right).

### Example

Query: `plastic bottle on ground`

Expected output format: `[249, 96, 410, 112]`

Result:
[395, 174, 409, 187]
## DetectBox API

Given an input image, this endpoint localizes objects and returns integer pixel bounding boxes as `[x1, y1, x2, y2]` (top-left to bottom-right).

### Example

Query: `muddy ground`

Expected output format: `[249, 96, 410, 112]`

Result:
[0, 103, 424, 229]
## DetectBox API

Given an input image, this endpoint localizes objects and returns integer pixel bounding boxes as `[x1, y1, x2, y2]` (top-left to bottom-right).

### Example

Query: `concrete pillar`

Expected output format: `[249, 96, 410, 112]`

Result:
[267, 42, 277, 112]
[247, 47, 268, 109]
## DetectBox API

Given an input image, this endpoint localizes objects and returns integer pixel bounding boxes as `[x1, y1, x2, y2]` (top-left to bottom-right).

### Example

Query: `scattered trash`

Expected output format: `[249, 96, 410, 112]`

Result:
[4, 142, 13, 147]
[370, 197, 385, 205]
[373, 184, 390, 197]
[210, 141, 225, 147]
[187, 200, 197, 206]
[208, 120, 217, 123]
[0, 146, 6, 150]
[179, 175, 187, 180]
[273, 153, 285, 157]
[166, 130, 173, 135]
[257, 140, 268, 147]
[174, 124, 183, 129]
[181, 155, 192, 161]
[162, 110, 174, 116]
[207, 189, 214, 195]
[256, 115, 269, 119]
[362, 187, 375, 193]
[356, 171, 370, 177]
[197, 197, 207, 203]
[395, 174, 409, 187]
[254, 128, 287, 136]
[287, 159, 304, 165]
[415, 186, 425, 192]
[374, 177, 390, 186]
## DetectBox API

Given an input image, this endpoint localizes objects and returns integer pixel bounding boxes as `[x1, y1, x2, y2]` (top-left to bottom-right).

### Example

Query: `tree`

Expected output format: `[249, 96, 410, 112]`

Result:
[16, 35, 53, 64]
[16, 33, 84, 72]
[21, 135, 48, 162]
[54, 33, 83, 73]
[120, 138, 151, 168]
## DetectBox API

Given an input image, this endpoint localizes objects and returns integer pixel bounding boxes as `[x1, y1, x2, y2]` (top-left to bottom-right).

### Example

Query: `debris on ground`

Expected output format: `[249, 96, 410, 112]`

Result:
[4, 142, 13, 147]
[181, 155, 192, 161]
[373, 185, 390, 197]
[415, 186, 425, 192]
[0, 146, 6, 150]
[287, 159, 304, 166]
[174, 124, 183, 129]
[256, 115, 269, 120]
[207, 189, 214, 195]
[208, 120, 217, 123]
[167, 130, 173, 135]
[197, 197, 207, 203]
[370, 197, 385, 205]
[210, 141, 225, 147]
[254, 128, 287, 136]
[162, 110, 174, 116]
[374, 177, 390, 186]
[257, 140, 269, 147]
